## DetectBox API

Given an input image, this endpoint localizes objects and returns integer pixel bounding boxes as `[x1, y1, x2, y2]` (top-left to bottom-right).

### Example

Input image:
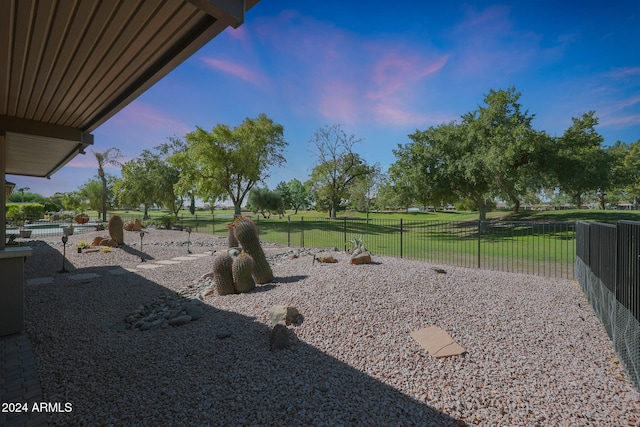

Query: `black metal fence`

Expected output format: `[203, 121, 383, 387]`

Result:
[576, 221, 640, 390]
[8, 213, 576, 279]
[167, 215, 576, 279]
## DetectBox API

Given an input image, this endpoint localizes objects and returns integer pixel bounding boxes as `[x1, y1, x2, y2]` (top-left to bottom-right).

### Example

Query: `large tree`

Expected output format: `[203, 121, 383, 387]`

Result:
[118, 149, 182, 218]
[552, 111, 607, 208]
[308, 124, 373, 218]
[93, 148, 123, 221]
[171, 114, 287, 216]
[390, 88, 550, 220]
[623, 139, 640, 209]
[286, 178, 309, 214]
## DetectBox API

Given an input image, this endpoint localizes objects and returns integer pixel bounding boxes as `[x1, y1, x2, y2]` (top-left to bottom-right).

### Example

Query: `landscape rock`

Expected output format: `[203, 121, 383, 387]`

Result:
[350, 252, 372, 265]
[316, 254, 337, 263]
[270, 324, 290, 350]
[216, 330, 232, 339]
[186, 304, 205, 320]
[269, 306, 299, 326]
[169, 315, 192, 326]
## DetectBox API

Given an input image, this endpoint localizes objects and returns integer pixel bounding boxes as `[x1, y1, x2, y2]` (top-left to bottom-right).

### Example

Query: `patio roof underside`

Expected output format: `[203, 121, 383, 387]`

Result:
[0, 0, 258, 178]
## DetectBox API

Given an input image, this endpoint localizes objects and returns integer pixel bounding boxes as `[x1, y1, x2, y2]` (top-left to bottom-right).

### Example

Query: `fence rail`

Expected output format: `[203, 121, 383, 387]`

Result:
[154, 214, 577, 279]
[8, 213, 576, 279]
[576, 221, 640, 390]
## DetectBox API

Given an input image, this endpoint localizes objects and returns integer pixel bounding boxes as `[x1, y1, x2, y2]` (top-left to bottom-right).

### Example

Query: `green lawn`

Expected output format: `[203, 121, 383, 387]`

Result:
[94, 207, 637, 279]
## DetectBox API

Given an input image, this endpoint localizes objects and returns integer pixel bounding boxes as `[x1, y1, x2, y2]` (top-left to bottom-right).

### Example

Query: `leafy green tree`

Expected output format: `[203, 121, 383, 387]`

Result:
[247, 187, 283, 218]
[623, 139, 640, 208]
[308, 124, 373, 218]
[348, 163, 382, 218]
[286, 178, 309, 214]
[119, 148, 183, 217]
[274, 181, 292, 211]
[391, 88, 551, 220]
[552, 111, 607, 208]
[92, 148, 123, 221]
[58, 192, 83, 212]
[171, 114, 287, 216]
[78, 177, 111, 215]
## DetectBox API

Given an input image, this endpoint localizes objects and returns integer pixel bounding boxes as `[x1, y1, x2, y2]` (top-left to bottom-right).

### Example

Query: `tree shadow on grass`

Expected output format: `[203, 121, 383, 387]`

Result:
[23, 242, 462, 426]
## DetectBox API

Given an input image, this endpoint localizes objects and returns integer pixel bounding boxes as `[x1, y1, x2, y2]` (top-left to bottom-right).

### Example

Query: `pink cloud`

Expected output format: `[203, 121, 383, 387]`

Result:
[201, 57, 267, 87]
[600, 114, 640, 127]
[109, 102, 191, 136]
[606, 67, 640, 79]
[249, 11, 451, 127]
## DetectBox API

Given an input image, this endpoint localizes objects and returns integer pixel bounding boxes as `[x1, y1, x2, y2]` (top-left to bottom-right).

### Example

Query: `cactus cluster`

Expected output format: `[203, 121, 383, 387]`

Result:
[232, 253, 256, 293]
[213, 253, 235, 296]
[210, 217, 274, 296]
[233, 218, 273, 284]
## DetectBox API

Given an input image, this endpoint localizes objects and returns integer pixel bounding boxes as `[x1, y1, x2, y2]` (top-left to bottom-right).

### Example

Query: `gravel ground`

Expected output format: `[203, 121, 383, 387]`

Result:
[22, 230, 640, 426]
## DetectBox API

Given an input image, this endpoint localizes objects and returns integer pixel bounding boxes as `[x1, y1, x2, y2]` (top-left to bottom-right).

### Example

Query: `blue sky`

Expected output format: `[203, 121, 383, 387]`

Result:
[12, 0, 640, 199]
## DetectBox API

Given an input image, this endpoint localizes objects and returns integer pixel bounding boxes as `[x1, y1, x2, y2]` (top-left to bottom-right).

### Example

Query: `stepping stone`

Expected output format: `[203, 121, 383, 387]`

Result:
[136, 263, 164, 269]
[188, 253, 208, 258]
[410, 326, 466, 358]
[69, 273, 101, 281]
[155, 260, 182, 265]
[27, 277, 54, 285]
[108, 267, 136, 275]
[172, 256, 197, 261]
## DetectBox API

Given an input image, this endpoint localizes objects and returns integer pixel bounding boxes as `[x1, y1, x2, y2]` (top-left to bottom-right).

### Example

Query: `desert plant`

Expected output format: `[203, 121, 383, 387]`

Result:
[108, 214, 124, 245]
[75, 240, 90, 249]
[232, 253, 255, 293]
[233, 217, 273, 284]
[100, 247, 112, 253]
[213, 252, 235, 296]
[228, 222, 239, 248]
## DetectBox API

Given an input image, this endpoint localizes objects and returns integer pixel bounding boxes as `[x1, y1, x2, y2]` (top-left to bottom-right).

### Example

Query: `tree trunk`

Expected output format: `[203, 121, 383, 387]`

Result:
[512, 199, 520, 213]
[143, 205, 149, 220]
[234, 202, 241, 217]
[101, 177, 108, 222]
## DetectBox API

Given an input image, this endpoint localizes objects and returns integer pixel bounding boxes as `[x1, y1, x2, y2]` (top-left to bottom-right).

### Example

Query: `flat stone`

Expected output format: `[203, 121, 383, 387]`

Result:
[155, 260, 182, 265]
[69, 273, 101, 280]
[188, 253, 208, 258]
[136, 263, 163, 269]
[139, 322, 151, 331]
[26, 277, 54, 285]
[172, 256, 196, 261]
[168, 315, 192, 326]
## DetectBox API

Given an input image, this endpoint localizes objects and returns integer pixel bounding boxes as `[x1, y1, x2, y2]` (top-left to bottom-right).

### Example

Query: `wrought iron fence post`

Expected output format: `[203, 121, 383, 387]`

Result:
[343, 217, 347, 250]
[287, 216, 291, 247]
[477, 220, 481, 269]
[301, 217, 304, 248]
[400, 218, 403, 259]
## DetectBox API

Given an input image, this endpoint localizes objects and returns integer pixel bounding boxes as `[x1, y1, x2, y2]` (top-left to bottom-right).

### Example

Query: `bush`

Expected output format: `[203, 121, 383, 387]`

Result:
[148, 215, 176, 229]
[5, 203, 44, 222]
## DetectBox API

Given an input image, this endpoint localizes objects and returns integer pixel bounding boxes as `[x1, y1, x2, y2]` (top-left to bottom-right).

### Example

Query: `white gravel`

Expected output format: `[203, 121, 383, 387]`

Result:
[23, 230, 640, 426]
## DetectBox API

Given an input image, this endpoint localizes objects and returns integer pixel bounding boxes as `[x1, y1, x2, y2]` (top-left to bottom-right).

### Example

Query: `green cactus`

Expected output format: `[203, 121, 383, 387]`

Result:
[227, 222, 239, 248]
[212, 253, 235, 296]
[232, 253, 256, 293]
[233, 218, 273, 284]
[108, 214, 124, 245]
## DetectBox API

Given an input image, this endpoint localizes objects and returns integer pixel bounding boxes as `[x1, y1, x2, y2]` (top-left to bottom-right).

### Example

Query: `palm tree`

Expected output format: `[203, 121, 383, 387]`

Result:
[17, 187, 30, 203]
[93, 148, 123, 221]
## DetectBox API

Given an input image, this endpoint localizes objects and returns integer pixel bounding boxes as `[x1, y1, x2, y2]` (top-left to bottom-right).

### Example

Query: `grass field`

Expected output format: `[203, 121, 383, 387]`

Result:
[95, 208, 638, 279]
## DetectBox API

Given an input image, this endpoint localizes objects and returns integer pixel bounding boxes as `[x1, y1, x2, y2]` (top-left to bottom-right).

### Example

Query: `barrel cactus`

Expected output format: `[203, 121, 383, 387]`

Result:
[232, 253, 255, 293]
[228, 222, 239, 248]
[108, 214, 124, 245]
[212, 253, 235, 296]
[233, 218, 273, 284]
